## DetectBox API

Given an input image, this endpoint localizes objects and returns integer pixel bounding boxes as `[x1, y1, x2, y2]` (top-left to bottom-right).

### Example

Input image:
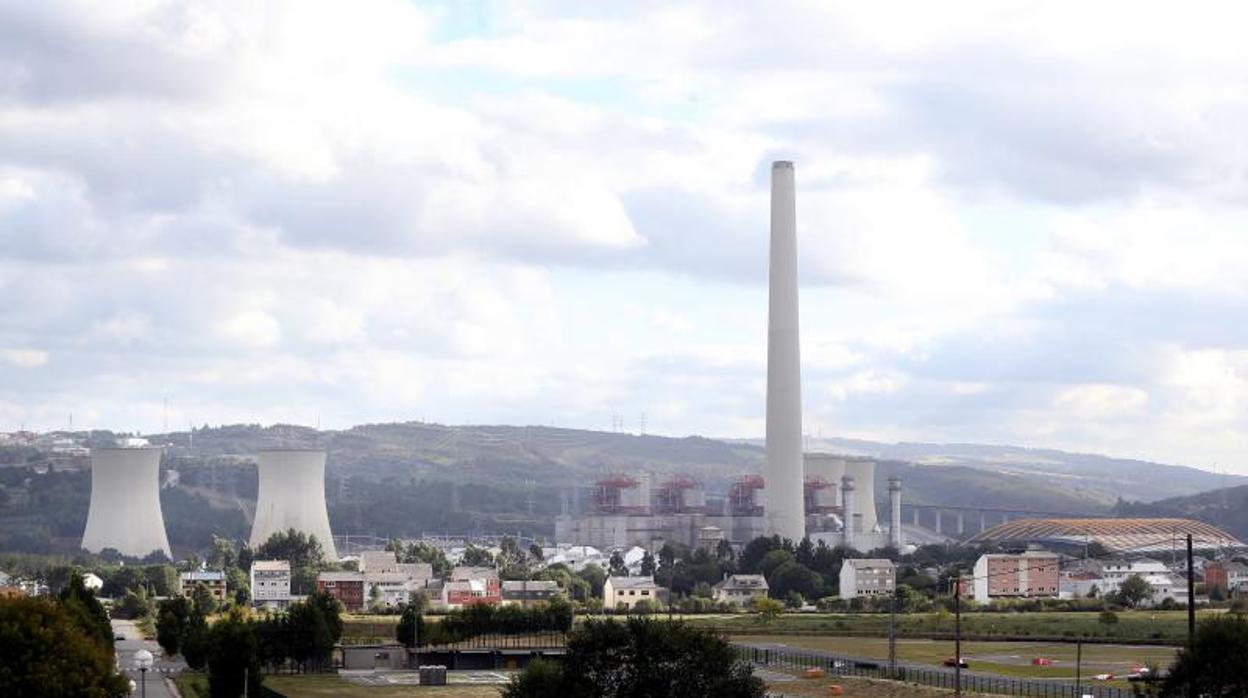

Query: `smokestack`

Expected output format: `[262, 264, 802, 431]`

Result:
[764, 160, 805, 542]
[889, 476, 903, 549]
[841, 475, 856, 550]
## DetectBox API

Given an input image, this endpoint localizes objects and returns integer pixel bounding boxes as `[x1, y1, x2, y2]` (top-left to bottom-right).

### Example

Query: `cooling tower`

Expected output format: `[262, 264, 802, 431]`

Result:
[250, 449, 338, 559]
[803, 453, 845, 502]
[764, 160, 806, 542]
[81, 447, 172, 558]
[843, 458, 878, 532]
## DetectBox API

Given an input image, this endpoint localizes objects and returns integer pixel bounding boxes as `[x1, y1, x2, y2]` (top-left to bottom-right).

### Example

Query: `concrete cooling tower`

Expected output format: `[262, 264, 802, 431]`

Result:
[81, 447, 172, 558]
[249, 449, 338, 559]
[763, 160, 806, 542]
[843, 458, 878, 532]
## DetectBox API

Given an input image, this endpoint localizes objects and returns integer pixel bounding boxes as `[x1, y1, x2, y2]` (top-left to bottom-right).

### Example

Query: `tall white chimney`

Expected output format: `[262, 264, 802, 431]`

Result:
[764, 160, 805, 542]
[840, 475, 856, 550]
[888, 476, 903, 549]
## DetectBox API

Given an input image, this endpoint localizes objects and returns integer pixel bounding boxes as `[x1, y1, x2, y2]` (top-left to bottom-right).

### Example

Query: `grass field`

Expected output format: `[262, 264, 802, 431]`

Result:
[681, 609, 1211, 643]
[738, 634, 1175, 681]
[266, 675, 502, 697]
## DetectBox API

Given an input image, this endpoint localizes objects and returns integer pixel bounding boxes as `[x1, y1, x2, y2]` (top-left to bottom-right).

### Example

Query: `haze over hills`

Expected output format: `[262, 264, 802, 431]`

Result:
[742, 436, 1244, 506]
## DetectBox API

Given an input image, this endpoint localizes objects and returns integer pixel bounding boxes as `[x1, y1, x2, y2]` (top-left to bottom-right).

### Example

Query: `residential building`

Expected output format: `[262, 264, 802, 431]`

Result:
[1059, 570, 1104, 599]
[1097, 557, 1169, 586]
[442, 566, 501, 608]
[317, 571, 366, 611]
[180, 570, 227, 602]
[839, 559, 896, 599]
[501, 580, 560, 607]
[604, 576, 664, 610]
[1204, 561, 1248, 595]
[250, 560, 292, 608]
[971, 551, 1059, 603]
[712, 574, 769, 606]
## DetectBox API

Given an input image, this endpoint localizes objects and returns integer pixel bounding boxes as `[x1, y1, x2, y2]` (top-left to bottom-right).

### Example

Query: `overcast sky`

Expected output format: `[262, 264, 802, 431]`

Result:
[3, 1, 1248, 471]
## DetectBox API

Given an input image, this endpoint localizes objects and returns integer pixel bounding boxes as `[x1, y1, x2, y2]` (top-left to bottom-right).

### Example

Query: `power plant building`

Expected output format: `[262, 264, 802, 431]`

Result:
[249, 449, 338, 559]
[81, 446, 172, 559]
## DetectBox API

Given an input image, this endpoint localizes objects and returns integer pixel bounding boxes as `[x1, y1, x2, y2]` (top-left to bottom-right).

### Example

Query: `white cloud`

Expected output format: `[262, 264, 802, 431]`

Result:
[1, 348, 48, 368]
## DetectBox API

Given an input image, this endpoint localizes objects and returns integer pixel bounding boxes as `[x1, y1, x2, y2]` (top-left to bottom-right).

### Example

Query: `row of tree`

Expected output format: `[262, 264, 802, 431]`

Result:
[0, 574, 128, 696]
[396, 596, 574, 647]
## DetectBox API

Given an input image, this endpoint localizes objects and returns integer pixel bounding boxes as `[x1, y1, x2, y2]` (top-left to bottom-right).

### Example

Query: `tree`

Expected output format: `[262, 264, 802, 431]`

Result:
[609, 551, 628, 577]
[1098, 610, 1119, 634]
[193, 581, 219, 614]
[750, 596, 784, 625]
[529, 543, 545, 563]
[1116, 574, 1153, 608]
[396, 604, 424, 647]
[739, 536, 783, 574]
[396, 541, 450, 576]
[0, 597, 130, 697]
[206, 609, 263, 698]
[758, 549, 795, 578]
[256, 528, 325, 594]
[502, 618, 765, 698]
[640, 551, 657, 577]
[578, 564, 607, 598]
[116, 586, 154, 620]
[57, 573, 113, 650]
[461, 545, 495, 567]
[157, 596, 191, 656]
[182, 604, 211, 670]
[715, 539, 735, 565]
[1163, 614, 1248, 696]
[767, 561, 823, 601]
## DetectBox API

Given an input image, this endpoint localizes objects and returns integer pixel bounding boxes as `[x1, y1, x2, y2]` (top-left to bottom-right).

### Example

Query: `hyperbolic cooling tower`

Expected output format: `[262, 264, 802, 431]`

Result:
[249, 449, 338, 559]
[803, 453, 845, 501]
[843, 458, 878, 532]
[81, 447, 172, 558]
[763, 160, 806, 542]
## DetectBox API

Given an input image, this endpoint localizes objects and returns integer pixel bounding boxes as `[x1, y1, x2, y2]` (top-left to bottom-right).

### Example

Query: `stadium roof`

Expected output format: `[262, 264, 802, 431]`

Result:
[964, 518, 1243, 553]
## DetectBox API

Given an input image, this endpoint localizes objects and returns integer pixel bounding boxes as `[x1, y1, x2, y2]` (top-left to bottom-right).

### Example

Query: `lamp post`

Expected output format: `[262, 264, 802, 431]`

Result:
[133, 649, 154, 698]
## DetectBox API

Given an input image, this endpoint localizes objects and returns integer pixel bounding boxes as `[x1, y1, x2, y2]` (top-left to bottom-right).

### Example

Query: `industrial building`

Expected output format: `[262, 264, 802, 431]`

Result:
[249, 449, 338, 559]
[81, 446, 172, 558]
[554, 455, 907, 553]
[965, 518, 1243, 555]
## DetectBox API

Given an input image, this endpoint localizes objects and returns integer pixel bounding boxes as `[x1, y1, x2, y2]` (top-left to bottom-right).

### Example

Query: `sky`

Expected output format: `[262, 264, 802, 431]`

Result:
[3, 1, 1248, 471]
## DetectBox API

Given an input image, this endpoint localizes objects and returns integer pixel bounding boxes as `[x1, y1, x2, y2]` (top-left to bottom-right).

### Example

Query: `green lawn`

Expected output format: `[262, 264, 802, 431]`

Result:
[266, 675, 502, 697]
[682, 610, 1212, 643]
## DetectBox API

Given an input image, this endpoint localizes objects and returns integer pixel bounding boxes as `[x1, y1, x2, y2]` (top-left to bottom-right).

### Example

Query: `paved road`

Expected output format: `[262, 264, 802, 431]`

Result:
[112, 619, 185, 698]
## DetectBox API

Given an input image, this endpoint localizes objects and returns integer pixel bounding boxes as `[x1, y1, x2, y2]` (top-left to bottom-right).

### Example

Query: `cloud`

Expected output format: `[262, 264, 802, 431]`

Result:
[3, 1, 1248, 472]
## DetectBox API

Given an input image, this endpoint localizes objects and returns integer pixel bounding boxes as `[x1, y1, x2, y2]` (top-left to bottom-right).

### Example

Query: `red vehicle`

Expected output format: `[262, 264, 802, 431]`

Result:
[943, 657, 969, 668]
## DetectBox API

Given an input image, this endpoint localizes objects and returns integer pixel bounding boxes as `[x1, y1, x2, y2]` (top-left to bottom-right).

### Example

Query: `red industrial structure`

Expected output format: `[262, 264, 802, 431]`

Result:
[729, 475, 765, 517]
[654, 475, 707, 514]
[591, 474, 650, 515]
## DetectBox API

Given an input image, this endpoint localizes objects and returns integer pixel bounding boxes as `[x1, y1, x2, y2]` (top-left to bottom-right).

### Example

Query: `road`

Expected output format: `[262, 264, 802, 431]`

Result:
[112, 619, 185, 698]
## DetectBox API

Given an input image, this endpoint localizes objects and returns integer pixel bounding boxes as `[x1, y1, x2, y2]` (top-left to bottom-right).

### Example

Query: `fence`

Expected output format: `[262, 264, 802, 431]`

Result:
[737, 644, 1139, 698]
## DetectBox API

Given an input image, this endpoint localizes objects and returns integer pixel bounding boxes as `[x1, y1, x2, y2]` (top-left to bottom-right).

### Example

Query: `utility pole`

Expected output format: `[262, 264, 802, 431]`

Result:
[888, 586, 897, 678]
[1187, 532, 1196, 698]
[1074, 639, 1082, 698]
[954, 576, 962, 697]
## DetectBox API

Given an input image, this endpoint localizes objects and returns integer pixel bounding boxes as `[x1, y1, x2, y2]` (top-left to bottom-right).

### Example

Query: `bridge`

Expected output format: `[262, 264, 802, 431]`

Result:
[878, 501, 1112, 539]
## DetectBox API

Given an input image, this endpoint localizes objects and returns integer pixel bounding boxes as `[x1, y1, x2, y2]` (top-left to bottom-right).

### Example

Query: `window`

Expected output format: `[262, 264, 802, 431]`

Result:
[641, 590, 650, 596]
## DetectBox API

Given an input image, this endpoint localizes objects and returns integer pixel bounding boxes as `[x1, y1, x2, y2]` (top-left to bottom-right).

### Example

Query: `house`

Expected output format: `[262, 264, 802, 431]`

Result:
[713, 574, 769, 606]
[1204, 561, 1248, 595]
[1097, 558, 1169, 586]
[442, 567, 501, 608]
[82, 573, 104, 592]
[839, 559, 896, 599]
[501, 580, 560, 607]
[603, 576, 663, 610]
[250, 560, 292, 609]
[971, 551, 1059, 603]
[1059, 570, 1104, 599]
[318, 571, 366, 611]
[180, 570, 228, 602]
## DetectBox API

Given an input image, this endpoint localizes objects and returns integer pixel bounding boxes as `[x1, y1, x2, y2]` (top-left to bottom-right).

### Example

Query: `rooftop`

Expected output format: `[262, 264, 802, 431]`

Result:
[607, 576, 660, 589]
[252, 560, 291, 572]
[844, 559, 896, 570]
[966, 518, 1244, 553]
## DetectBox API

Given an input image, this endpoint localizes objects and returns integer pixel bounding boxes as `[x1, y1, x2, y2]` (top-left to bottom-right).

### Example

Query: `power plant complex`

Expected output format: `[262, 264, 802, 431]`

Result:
[556, 162, 909, 553]
[77, 159, 907, 558]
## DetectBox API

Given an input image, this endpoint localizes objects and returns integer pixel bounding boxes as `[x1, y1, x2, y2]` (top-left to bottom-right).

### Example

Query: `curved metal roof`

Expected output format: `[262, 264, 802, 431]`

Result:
[965, 517, 1243, 553]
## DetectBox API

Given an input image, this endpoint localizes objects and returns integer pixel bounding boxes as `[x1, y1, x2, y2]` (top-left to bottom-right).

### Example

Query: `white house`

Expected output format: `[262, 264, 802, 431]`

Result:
[250, 560, 292, 609]
[712, 574, 769, 606]
[839, 559, 895, 599]
[604, 576, 663, 610]
[82, 573, 104, 592]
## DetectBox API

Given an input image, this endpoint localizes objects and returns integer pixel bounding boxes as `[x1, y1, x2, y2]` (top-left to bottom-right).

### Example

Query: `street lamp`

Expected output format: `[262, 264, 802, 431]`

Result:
[133, 649, 154, 698]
